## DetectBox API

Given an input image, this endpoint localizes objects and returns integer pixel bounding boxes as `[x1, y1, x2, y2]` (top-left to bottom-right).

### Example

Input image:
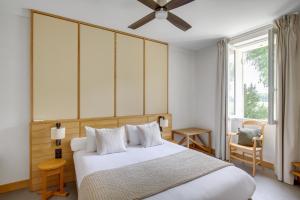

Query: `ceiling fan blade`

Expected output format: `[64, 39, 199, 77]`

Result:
[167, 12, 191, 31]
[165, 0, 194, 11]
[128, 12, 156, 29]
[138, 0, 161, 10]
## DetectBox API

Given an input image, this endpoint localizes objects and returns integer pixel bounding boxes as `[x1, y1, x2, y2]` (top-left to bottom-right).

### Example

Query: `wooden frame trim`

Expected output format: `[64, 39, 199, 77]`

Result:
[30, 11, 34, 122]
[143, 39, 146, 115]
[167, 44, 169, 113]
[77, 24, 80, 120]
[30, 114, 171, 124]
[31, 10, 169, 122]
[114, 32, 117, 117]
[31, 9, 167, 45]
[29, 10, 34, 190]
[0, 180, 29, 194]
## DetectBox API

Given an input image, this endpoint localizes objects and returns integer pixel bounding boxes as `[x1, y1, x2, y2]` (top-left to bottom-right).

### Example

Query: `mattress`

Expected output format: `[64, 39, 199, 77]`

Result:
[73, 140, 255, 200]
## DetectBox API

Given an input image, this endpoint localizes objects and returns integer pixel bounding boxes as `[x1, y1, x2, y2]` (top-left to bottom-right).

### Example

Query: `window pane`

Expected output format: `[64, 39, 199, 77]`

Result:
[243, 45, 269, 119]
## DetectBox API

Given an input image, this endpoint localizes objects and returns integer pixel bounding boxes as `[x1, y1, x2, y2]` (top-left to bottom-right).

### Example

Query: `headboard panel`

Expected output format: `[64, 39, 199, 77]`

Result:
[80, 118, 118, 137]
[30, 114, 171, 191]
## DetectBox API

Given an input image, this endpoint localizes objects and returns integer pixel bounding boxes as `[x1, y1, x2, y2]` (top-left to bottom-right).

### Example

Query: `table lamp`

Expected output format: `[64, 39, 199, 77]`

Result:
[158, 116, 169, 131]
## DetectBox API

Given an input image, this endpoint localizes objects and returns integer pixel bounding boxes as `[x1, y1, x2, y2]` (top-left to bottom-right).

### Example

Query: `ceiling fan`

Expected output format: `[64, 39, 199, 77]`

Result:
[128, 0, 194, 31]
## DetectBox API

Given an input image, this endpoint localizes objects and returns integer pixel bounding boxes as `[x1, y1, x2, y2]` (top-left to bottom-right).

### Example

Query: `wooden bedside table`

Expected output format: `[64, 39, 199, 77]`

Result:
[172, 128, 212, 154]
[38, 159, 69, 200]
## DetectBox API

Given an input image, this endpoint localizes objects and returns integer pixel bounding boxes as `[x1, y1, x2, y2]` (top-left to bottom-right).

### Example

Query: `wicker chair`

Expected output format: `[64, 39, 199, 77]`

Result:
[228, 120, 266, 176]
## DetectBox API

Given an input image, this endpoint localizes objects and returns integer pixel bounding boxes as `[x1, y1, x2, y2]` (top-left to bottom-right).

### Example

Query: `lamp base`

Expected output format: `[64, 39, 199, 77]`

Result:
[55, 148, 62, 159]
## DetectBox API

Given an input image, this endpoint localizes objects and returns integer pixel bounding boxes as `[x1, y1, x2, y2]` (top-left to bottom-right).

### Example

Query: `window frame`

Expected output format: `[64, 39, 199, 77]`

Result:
[228, 26, 277, 123]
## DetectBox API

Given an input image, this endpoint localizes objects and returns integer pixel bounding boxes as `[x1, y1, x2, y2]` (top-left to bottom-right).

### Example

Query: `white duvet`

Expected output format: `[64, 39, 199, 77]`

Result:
[73, 140, 255, 200]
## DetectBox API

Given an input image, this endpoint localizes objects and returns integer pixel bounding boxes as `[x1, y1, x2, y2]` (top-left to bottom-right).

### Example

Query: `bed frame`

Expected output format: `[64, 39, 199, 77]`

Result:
[29, 114, 172, 191]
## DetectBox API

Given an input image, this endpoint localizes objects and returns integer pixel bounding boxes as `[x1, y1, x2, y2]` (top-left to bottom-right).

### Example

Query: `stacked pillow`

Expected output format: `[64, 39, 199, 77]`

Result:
[125, 121, 163, 147]
[81, 121, 163, 155]
[136, 122, 163, 148]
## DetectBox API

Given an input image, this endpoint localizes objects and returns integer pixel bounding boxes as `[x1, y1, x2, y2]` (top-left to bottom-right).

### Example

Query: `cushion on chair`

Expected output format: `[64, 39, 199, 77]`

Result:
[238, 128, 262, 147]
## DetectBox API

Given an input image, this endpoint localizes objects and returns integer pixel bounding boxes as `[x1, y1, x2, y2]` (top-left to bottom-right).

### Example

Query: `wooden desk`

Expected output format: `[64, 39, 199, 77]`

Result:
[38, 159, 69, 200]
[172, 128, 212, 154]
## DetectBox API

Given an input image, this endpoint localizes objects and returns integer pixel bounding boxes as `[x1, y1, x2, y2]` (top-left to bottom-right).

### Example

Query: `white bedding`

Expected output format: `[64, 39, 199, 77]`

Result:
[73, 140, 255, 200]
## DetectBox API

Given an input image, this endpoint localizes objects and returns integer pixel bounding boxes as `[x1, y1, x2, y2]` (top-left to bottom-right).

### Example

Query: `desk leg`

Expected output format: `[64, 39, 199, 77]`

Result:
[54, 167, 69, 197]
[186, 136, 190, 148]
[171, 131, 174, 140]
[59, 167, 64, 193]
[41, 171, 47, 200]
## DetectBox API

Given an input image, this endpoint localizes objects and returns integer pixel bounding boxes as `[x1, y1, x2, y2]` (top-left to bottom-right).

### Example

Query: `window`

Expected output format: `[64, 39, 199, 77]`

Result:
[228, 30, 276, 122]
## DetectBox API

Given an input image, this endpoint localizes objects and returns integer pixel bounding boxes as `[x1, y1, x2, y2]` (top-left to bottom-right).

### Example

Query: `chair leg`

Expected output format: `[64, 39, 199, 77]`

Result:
[259, 150, 264, 170]
[252, 152, 256, 176]
[228, 146, 231, 163]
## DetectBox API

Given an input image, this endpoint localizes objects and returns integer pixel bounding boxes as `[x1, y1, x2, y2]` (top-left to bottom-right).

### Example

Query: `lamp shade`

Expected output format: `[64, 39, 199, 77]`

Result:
[51, 127, 65, 140]
[159, 118, 169, 128]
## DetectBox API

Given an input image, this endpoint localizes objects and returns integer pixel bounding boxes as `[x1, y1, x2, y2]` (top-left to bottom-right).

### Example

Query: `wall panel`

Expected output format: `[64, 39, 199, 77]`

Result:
[33, 13, 78, 120]
[116, 34, 144, 116]
[80, 25, 114, 118]
[145, 40, 168, 114]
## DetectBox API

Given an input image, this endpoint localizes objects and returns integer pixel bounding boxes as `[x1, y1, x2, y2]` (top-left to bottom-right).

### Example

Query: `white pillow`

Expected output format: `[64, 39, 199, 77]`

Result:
[95, 127, 126, 155]
[71, 137, 86, 152]
[126, 122, 157, 146]
[137, 122, 163, 148]
[126, 124, 142, 145]
[85, 126, 97, 152]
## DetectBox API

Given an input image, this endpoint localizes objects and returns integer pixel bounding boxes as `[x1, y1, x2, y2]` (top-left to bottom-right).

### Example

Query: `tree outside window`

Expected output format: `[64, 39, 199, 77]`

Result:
[243, 46, 268, 119]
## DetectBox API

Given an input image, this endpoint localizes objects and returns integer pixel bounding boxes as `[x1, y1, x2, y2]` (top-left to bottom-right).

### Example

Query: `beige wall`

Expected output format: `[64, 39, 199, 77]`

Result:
[145, 40, 168, 114]
[116, 34, 144, 116]
[33, 13, 78, 120]
[80, 25, 115, 118]
[32, 12, 168, 121]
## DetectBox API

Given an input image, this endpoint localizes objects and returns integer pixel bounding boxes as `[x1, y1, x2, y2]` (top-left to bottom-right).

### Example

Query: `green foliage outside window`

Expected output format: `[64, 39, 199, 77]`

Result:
[244, 84, 268, 119]
[244, 46, 268, 119]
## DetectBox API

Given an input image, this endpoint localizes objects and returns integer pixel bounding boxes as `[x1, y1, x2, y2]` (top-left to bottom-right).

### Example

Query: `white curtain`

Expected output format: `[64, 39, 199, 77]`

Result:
[275, 14, 300, 184]
[215, 39, 228, 160]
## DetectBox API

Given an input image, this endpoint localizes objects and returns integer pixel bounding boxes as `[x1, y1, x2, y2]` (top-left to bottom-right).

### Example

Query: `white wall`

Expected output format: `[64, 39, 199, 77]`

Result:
[169, 45, 197, 129]
[193, 45, 218, 148]
[0, 11, 30, 184]
[194, 44, 276, 163]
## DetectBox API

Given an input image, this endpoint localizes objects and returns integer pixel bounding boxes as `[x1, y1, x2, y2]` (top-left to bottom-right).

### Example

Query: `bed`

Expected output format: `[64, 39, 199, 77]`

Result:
[73, 140, 255, 200]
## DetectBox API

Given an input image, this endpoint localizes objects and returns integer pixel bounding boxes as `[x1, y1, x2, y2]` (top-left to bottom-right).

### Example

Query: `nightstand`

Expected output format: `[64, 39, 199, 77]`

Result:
[38, 159, 69, 200]
[172, 128, 212, 154]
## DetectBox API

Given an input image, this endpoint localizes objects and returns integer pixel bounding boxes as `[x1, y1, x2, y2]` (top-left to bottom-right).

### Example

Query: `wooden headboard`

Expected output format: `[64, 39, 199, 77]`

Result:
[30, 114, 172, 191]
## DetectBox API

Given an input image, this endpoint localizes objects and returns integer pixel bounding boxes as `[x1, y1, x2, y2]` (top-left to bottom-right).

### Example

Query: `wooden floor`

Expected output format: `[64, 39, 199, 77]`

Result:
[1, 162, 300, 200]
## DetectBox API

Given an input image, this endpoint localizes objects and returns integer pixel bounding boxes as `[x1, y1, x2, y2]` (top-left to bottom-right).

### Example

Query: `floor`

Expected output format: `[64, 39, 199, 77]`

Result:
[1, 163, 300, 200]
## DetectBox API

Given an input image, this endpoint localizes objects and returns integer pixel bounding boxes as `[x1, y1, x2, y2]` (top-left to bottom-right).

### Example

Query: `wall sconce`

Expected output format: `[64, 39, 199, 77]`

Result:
[51, 122, 65, 159]
[158, 116, 169, 131]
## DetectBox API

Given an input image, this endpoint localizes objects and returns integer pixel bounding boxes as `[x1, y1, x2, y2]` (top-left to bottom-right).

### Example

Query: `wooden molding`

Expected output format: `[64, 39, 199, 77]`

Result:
[0, 180, 29, 194]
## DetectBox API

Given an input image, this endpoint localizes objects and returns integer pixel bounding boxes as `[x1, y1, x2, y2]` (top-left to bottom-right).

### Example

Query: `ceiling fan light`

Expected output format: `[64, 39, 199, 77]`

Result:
[155, 10, 168, 19]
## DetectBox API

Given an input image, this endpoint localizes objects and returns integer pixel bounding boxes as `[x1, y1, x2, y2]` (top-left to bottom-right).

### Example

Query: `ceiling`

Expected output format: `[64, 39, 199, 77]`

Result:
[1, 0, 300, 50]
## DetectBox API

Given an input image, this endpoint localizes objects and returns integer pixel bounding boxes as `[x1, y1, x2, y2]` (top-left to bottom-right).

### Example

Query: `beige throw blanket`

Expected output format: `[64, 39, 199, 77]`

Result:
[79, 149, 232, 200]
